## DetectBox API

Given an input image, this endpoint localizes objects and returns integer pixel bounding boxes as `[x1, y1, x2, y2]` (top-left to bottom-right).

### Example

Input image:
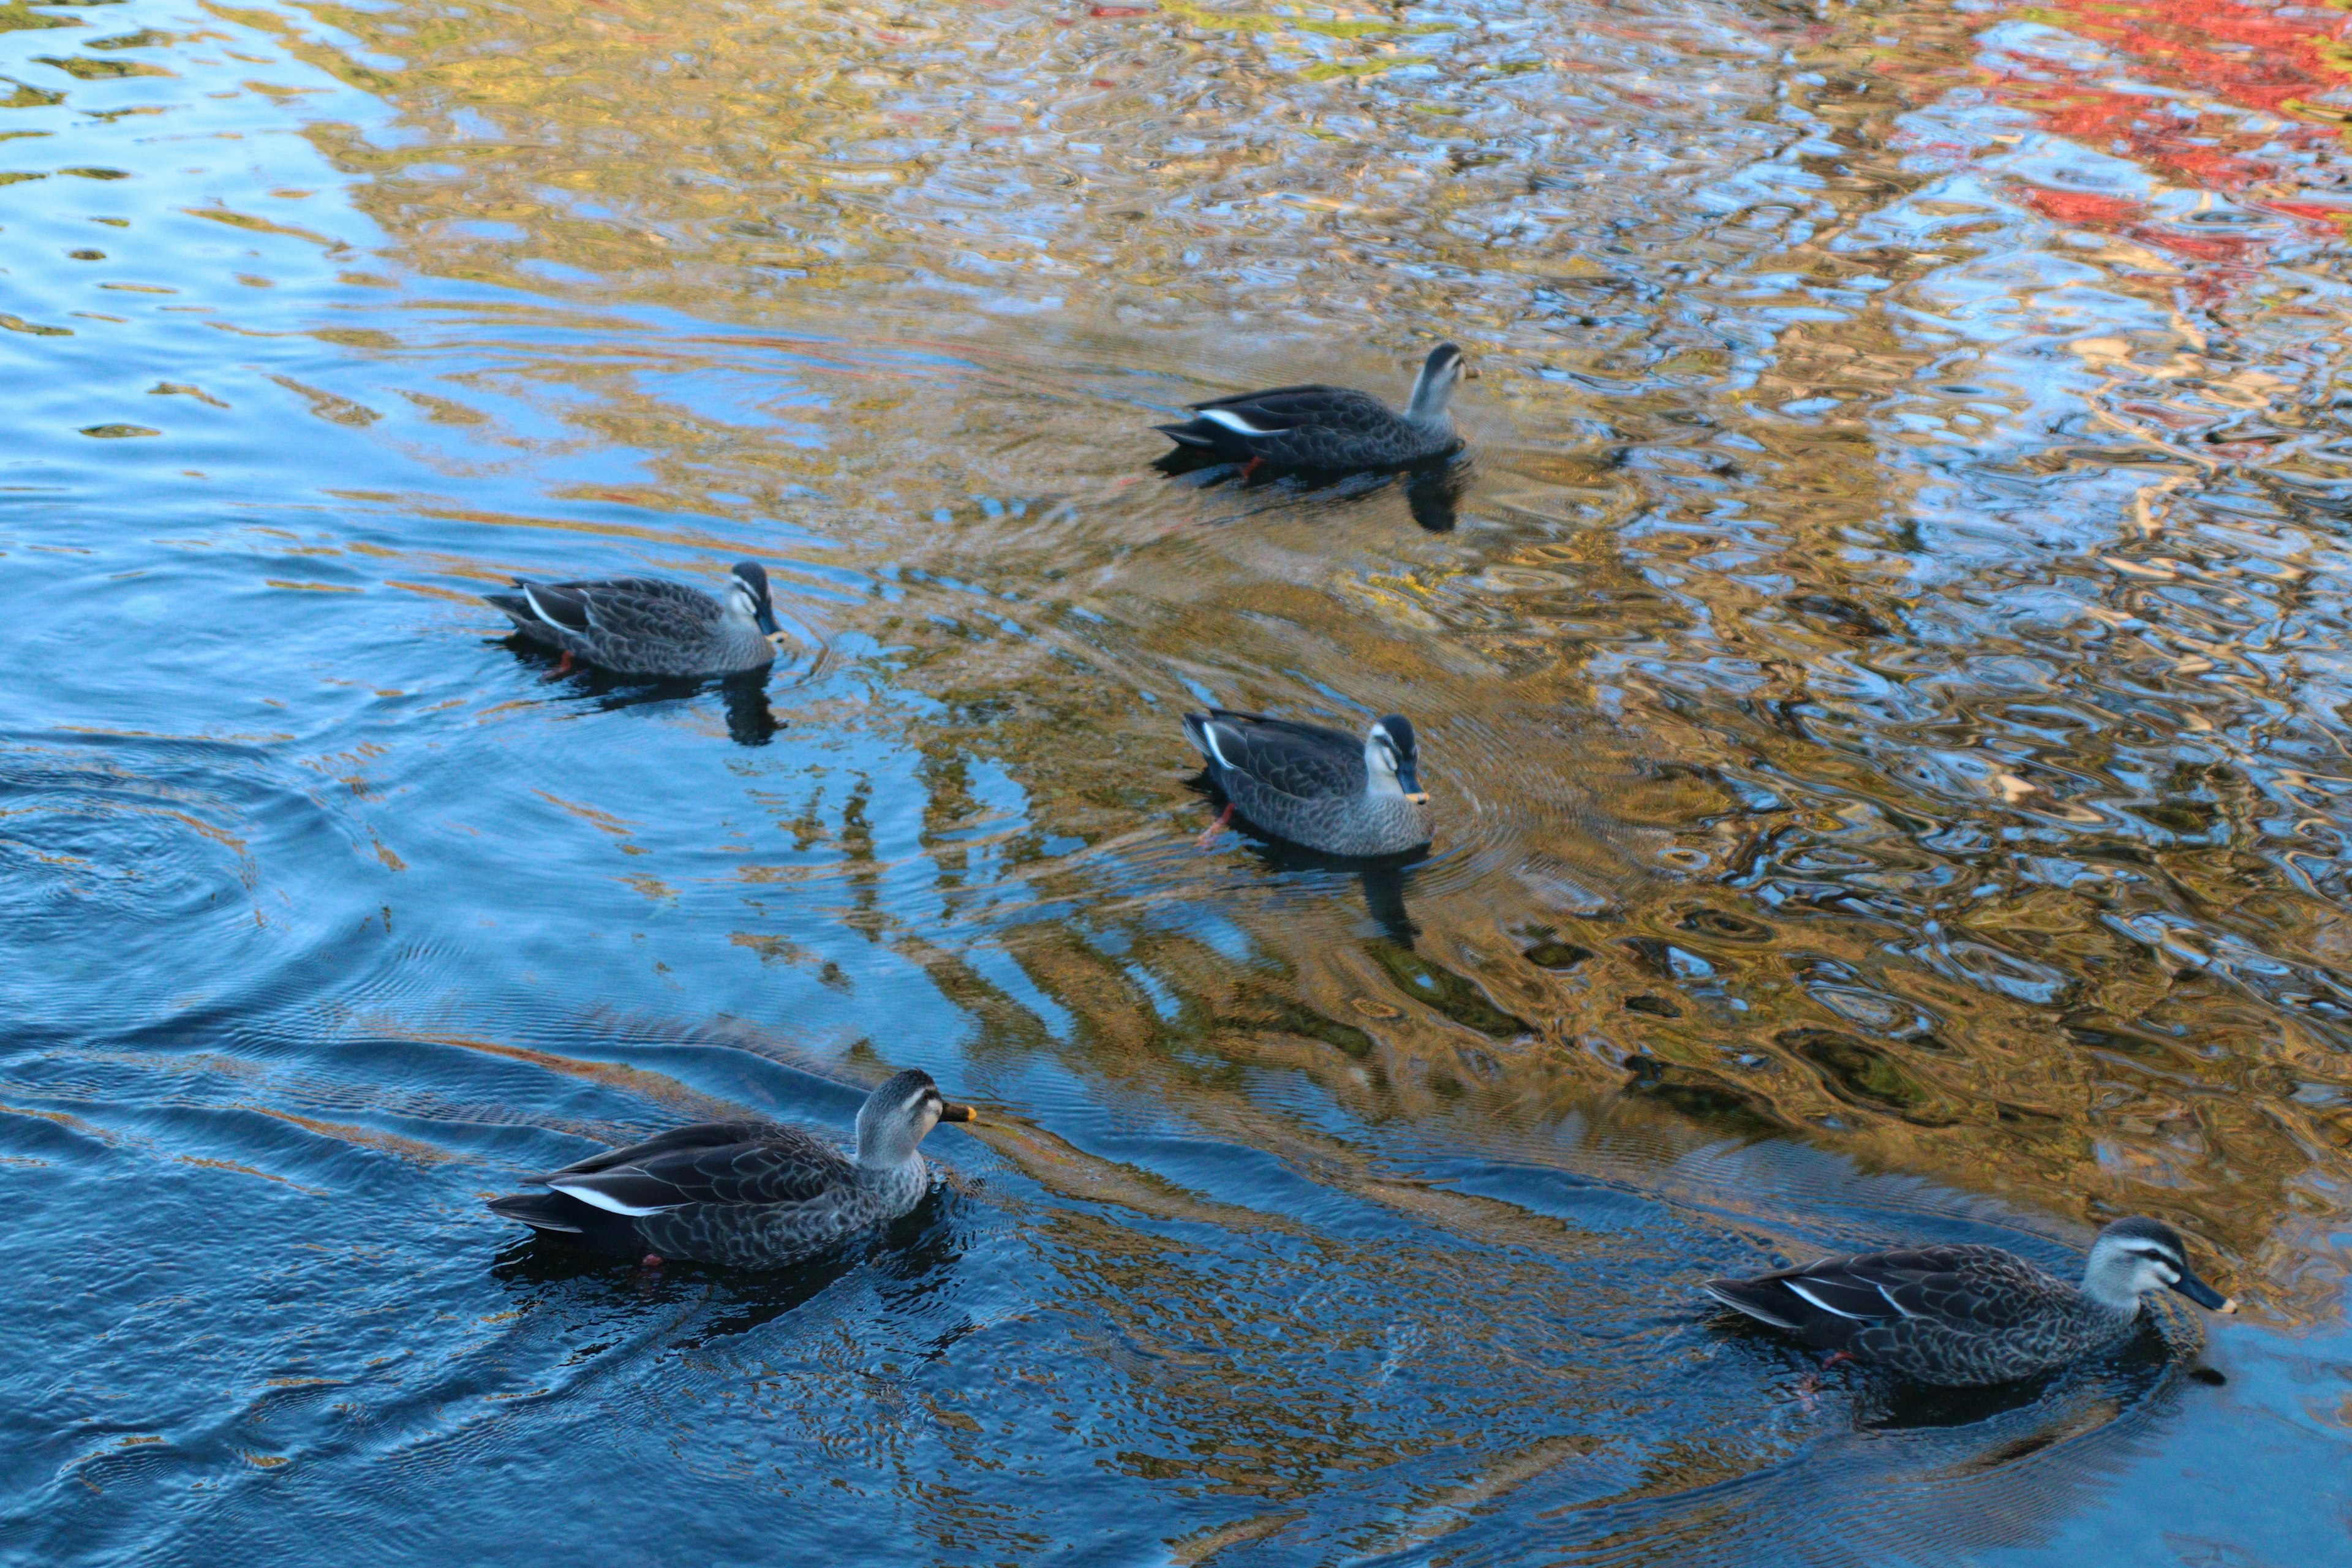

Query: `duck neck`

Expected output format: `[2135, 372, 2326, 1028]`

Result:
[2088, 1297, 2145, 1335]
[1405, 369, 1456, 428]
[854, 1121, 920, 1173]
[855, 1145, 927, 1199]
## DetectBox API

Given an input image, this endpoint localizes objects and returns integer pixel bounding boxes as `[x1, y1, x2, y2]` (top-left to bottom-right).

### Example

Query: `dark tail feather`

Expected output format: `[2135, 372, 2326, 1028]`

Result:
[481, 590, 534, 624]
[1156, 420, 1216, 448]
[1703, 1278, 1806, 1330]
[487, 1192, 585, 1234]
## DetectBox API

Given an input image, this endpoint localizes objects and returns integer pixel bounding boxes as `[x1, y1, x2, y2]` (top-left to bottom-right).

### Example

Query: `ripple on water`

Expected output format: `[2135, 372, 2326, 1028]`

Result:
[0, 729, 391, 1027]
[0, 0, 2348, 1561]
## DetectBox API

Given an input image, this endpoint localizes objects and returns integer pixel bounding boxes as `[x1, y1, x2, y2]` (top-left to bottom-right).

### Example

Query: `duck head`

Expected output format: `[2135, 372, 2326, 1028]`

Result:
[1406, 343, 1467, 424]
[729, 559, 786, 646]
[2083, 1216, 2235, 1314]
[1364, 715, 1428, 805]
[854, 1068, 979, 1169]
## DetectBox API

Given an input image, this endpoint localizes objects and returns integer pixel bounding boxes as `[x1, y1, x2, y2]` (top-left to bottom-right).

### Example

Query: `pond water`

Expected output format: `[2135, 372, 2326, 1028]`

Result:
[3, 0, 2350, 1561]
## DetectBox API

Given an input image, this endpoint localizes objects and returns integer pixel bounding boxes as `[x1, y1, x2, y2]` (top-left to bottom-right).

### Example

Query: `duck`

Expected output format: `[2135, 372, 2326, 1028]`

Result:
[1704, 1215, 2236, 1387]
[1183, 709, 1433, 859]
[486, 1069, 979, 1268]
[1156, 343, 1467, 475]
[482, 559, 785, 677]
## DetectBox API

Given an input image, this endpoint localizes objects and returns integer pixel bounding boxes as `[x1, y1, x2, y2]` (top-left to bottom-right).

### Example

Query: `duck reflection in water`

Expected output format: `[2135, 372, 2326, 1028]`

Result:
[1224, 833, 1428, 946]
[490, 1188, 973, 1349]
[1401, 456, 1472, 533]
[1155, 448, 1473, 533]
[496, 639, 785, 747]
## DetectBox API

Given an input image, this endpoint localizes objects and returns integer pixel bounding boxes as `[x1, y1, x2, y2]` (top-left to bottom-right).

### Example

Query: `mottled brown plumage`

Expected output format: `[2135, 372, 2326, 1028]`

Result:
[1156, 344, 1465, 472]
[1706, 1216, 2235, 1386]
[483, 559, 783, 677]
[487, 1070, 978, 1268]
[1183, 709, 1431, 858]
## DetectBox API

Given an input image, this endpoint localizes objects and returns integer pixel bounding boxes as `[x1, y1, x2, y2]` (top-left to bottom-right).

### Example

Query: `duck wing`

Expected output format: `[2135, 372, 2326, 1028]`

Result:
[539, 1119, 781, 1178]
[1157, 385, 1402, 466]
[540, 1123, 851, 1216]
[483, 575, 718, 640]
[535, 576, 723, 639]
[1184, 709, 1365, 800]
[1708, 1245, 2049, 1335]
[1191, 385, 1391, 427]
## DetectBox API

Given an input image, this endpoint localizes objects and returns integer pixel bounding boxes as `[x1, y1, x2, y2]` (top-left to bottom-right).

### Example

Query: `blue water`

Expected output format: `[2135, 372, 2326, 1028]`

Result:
[2, 1, 2349, 1562]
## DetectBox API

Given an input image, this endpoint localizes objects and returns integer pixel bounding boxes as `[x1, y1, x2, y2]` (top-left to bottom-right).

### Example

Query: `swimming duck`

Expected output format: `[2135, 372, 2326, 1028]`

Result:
[1705, 1216, 2236, 1387]
[483, 559, 785, 677]
[1183, 709, 1433, 859]
[1156, 343, 1467, 475]
[486, 1069, 978, 1268]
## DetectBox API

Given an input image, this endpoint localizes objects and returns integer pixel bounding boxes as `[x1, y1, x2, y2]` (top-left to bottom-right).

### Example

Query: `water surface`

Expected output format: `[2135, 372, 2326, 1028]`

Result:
[3, 1, 2351, 1562]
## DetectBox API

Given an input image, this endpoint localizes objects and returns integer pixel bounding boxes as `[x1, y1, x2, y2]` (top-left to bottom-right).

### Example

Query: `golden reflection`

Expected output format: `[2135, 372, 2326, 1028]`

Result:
[237, 0, 2352, 1324]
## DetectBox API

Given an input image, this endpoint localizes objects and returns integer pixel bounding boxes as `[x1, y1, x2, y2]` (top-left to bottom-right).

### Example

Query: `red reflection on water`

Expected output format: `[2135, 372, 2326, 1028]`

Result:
[1925, 1, 2352, 303]
[1989, 1, 2350, 212]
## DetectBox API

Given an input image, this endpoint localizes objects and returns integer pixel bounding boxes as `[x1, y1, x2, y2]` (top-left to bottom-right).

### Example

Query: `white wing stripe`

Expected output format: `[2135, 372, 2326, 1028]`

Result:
[1202, 408, 1270, 437]
[1875, 1283, 1915, 1318]
[549, 1178, 674, 1217]
[1784, 1280, 1866, 1319]
[522, 585, 575, 633]
[1201, 722, 1237, 769]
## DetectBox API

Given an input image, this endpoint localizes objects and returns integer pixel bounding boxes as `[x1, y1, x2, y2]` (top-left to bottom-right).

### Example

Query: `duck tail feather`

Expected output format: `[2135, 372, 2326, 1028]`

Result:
[1181, 712, 1234, 769]
[486, 1192, 586, 1234]
[1704, 1278, 1807, 1330]
[1156, 421, 1216, 448]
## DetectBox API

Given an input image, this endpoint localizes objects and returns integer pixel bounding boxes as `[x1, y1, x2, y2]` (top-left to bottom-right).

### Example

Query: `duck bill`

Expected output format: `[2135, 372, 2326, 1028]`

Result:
[755, 602, 785, 643]
[937, 1102, 980, 1125]
[1397, 763, 1428, 805]
[2170, 1269, 2234, 1313]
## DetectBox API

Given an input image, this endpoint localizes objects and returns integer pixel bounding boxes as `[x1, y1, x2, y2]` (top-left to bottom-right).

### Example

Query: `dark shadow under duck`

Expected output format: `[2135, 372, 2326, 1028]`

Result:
[1155, 344, 1468, 478]
[1201, 813, 1428, 946]
[483, 559, 786, 678]
[496, 642, 783, 747]
[1157, 448, 1473, 533]
[1705, 1216, 2236, 1387]
[490, 1186, 970, 1344]
[486, 1069, 979, 1269]
[1183, 709, 1433, 861]
[1400, 456, 1473, 533]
